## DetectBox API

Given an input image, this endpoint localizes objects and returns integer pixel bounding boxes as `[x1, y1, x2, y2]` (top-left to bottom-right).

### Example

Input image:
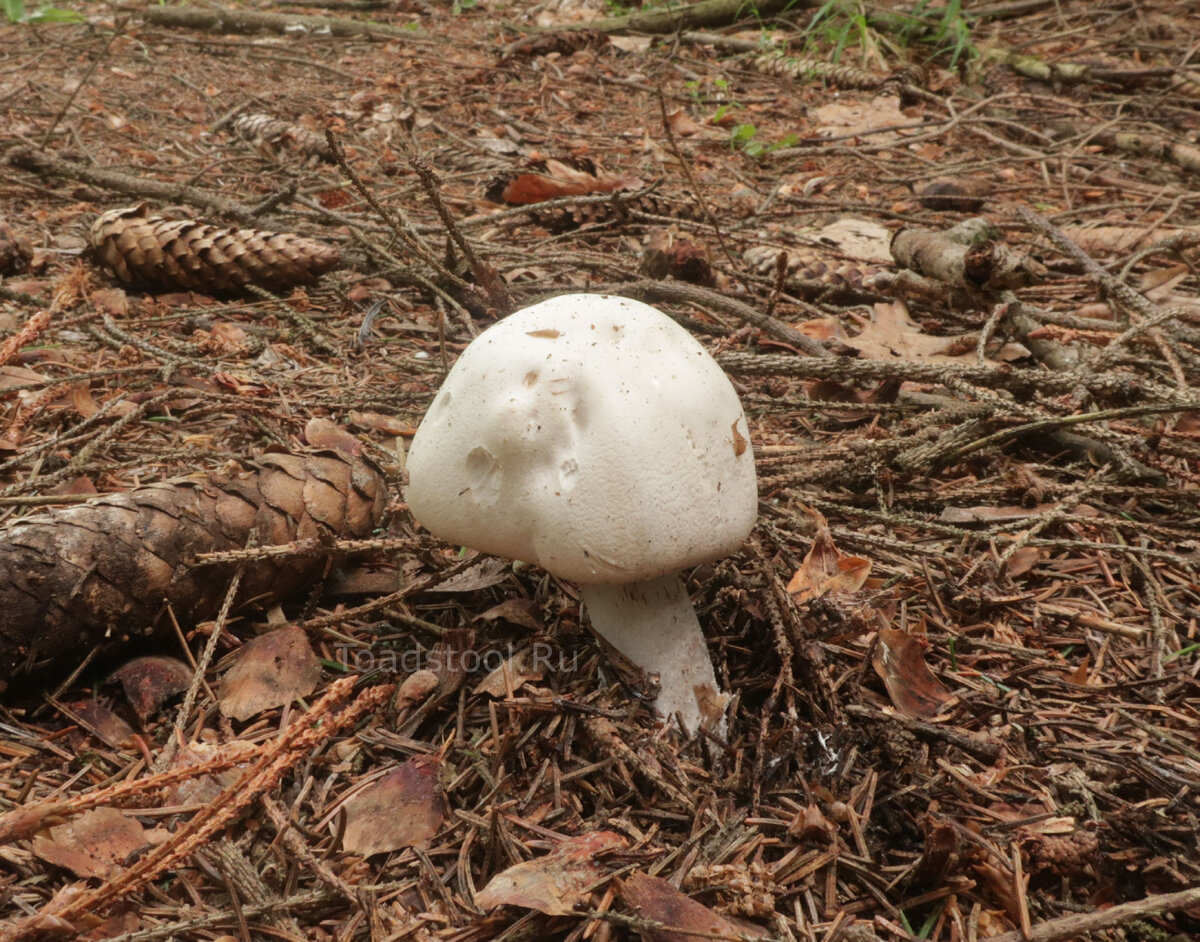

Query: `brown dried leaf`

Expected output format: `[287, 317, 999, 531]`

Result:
[973, 858, 1025, 932]
[1139, 263, 1189, 298]
[1004, 546, 1042, 578]
[785, 526, 872, 601]
[164, 739, 259, 806]
[0, 365, 47, 390]
[812, 217, 893, 261]
[109, 656, 193, 722]
[433, 558, 510, 593]
[69, 385, 98, 419]
[341, 757, 447, 856]
[219, 626, 322, 722]
[848, 301, 974, 363]
[912, 819, 961, 886]
[476, 831, 627, 914]
[193, 322, 251, 356]
[665, 108, 705, 137]
[497, 158, 643, 205]
[45, 476, 98, 497]
[32, 808, 147, 879]
[786, 804, 835, 843]
[304, 416, 362, 456]
[795, 316, 848, 340]
[813, 95, 906, 142]
[872, 627, 952, 718]
[473, 644, 546, 697]
[64, 699, 136, 749]
[475, 597, 543, 632]
[348, 410, 416, 437]
[88, 287, 128, 317]
[620, 872, 765, 942]
[1064, 655, 1090, 686]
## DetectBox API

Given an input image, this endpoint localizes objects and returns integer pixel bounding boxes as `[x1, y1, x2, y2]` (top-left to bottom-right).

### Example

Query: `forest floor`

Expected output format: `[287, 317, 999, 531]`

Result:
[1, 0, 1199, 940]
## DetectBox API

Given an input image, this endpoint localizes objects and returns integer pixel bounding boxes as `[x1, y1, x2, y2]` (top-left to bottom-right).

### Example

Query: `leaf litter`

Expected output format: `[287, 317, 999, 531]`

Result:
[0, 1, 1198, 940]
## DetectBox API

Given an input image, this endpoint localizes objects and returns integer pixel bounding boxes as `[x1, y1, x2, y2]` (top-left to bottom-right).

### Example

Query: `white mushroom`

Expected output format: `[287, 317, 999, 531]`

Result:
[404, 294, 757, 733]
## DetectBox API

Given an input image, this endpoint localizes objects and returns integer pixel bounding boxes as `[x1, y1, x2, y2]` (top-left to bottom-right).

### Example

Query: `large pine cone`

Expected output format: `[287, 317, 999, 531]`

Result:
[90, 203, 341, 295]
[0, 449, 386, 686]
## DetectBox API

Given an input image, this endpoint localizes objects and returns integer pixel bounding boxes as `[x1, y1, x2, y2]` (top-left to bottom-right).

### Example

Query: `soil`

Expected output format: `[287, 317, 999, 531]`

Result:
[1, 1, 1199, 940]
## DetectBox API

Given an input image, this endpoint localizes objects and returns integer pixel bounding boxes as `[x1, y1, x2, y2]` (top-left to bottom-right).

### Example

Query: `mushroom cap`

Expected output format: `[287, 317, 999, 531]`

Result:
[405, 294, 757, 584]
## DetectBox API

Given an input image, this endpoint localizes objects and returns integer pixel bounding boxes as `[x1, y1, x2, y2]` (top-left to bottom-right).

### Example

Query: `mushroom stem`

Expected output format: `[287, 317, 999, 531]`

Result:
[580, 574, 728, 735]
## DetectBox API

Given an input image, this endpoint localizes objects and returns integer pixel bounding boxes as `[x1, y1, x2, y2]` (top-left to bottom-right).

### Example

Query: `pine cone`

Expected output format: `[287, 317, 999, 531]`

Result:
[0, 449, 386, 687]
[230, 112, 335, 162]
[744, 244, 883, 290]
[750, 53, 883, 89]
[90, 203, 341, 295]
[499, 29, 607, 60]
[0, 220, 33, 275]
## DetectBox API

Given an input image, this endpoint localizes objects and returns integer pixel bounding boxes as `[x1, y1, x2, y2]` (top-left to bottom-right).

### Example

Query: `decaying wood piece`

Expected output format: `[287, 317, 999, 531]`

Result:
[1090, 128, 1200, 174]
[891, 227, 1047, 291]
[130, 4, 426, 40]
[90, 203, 341, 295]
[0, 449, 386, 686]
[231, 113, 335, 163]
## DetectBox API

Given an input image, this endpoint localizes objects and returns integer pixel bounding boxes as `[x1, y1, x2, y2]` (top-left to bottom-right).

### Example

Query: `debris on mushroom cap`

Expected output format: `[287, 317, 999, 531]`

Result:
[405, 294, 757, 584]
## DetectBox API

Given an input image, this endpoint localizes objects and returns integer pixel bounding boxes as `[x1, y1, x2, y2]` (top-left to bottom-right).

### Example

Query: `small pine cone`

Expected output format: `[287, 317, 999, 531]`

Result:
[231, 112, 335, 162]
[641, 229, 715, 286]
[90, 203, 341, 295]
[744, 245, 882, 288]
[0, 221, 34, 275]
[529, 200, 615, 232]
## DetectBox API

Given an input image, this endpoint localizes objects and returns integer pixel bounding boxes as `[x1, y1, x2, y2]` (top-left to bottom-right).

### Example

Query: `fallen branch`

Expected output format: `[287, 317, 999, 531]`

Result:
[594, 279, 832, 357]
[8, 148, 269, 226]
[986, 885, 1200, 942]
[714, 351, 1186, 403]
[563, 0, 819, 34]
[125, 4, 426, 40]
[891, 227, 1046, 291]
